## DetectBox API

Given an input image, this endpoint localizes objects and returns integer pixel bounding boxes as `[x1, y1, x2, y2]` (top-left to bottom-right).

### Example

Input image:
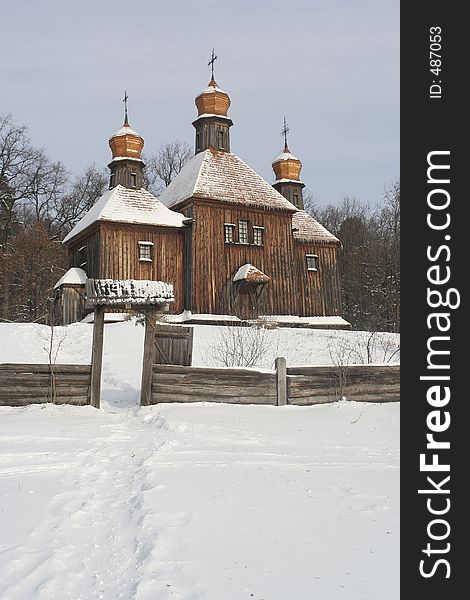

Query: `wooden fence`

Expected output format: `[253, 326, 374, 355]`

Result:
[0, 363, 92, 407]
[147, 360, 400, 406]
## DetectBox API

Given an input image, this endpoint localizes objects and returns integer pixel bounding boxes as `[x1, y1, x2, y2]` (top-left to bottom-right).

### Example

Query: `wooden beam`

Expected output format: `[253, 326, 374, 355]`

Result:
[141, 308, 158, 406]
[275, 356, 287, 406]
[90, 305, 105, 409]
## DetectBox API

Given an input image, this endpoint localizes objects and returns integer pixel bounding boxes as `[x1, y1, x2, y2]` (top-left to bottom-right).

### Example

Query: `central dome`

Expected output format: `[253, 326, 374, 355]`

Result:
[195, 78, 231, 117]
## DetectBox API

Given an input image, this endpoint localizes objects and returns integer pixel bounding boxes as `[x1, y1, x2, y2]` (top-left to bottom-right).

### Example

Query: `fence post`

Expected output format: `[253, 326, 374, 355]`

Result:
[90, 305, 105, 409]
[275, 356, 287, 406]
[141, 307, 157, 406]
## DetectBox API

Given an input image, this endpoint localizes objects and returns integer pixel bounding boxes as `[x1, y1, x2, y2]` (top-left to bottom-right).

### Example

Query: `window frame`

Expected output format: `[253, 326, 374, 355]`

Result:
[138, 241, 154, 262]
[224, 223, 236, 244]
[78, 244, 87, 269]
[306, 254, 318, 271]
[252, 225, 264, 246]
[130, 172, 137, 188]
[238, 219, 249, 245]
[218, 128, 225, 150]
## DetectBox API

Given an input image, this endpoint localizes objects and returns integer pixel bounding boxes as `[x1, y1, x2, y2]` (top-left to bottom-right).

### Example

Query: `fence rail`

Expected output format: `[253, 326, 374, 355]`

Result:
[0, 363, 92, 407]
[151, 364, 277, 405]
[149, 361, 400, 406]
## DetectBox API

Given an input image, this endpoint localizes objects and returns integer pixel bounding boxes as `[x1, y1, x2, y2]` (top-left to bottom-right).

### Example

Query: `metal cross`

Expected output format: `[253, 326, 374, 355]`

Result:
[123, 90, 129, 122]
[281, 117, 290, 149]
[208, 49, 218, 79]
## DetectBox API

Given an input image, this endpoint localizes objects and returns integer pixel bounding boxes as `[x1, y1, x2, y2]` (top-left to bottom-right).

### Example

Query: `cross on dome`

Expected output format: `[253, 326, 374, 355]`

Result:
[281, 117, 290, 151]
[123, 90, 129, 126]
[208, 48, 218, 80]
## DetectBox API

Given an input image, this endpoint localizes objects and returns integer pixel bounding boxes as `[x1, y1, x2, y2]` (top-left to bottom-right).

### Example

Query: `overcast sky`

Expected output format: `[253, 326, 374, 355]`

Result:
[1, 0, 399, 207]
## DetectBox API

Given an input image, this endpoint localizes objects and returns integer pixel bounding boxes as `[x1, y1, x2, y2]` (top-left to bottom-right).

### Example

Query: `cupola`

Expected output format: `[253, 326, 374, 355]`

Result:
[192, 50, 233, 154]
[107, 93, 146, 190]
[271, 118, 305, 209]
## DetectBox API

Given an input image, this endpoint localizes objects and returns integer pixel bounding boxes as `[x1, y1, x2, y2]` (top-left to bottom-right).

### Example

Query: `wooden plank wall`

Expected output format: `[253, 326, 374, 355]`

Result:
[0, 364, 92, 406]
[294, 243, 342, 317]
[151, 364, 278, 405]
[191, 201, 299, 316]
[69, 223, 186, 314]
[189, 200, 342, 318]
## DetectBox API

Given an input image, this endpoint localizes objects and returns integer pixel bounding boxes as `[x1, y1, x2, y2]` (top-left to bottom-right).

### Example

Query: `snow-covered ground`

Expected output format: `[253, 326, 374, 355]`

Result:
[0, 321, 399, 599]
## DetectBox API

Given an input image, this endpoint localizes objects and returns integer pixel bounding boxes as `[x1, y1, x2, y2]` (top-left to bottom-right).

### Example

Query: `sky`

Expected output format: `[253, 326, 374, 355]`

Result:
[0, 0, 399, 208]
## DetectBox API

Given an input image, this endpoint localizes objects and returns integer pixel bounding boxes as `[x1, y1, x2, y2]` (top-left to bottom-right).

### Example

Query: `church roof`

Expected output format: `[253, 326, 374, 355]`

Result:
[158, 150, 298, 212]
[292, 210, 340, 244]
[54, 267, 87, 289]
[63, 184, 186, 244]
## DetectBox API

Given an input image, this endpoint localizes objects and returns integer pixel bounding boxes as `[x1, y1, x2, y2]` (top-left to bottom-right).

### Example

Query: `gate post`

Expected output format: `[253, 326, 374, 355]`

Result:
[90, 305, 105, 409]
[275, 356, 287, 406]
[141, 307, 157, 406]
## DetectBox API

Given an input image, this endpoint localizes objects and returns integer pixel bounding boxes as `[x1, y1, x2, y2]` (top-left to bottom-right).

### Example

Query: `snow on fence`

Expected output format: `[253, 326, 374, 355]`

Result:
[0, 363, 92, 407]
[148, 360, 400, 406]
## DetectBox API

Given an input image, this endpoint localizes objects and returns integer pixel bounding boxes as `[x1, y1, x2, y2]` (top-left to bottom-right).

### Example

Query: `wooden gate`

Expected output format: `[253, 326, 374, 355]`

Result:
[154, 324, 194, 366]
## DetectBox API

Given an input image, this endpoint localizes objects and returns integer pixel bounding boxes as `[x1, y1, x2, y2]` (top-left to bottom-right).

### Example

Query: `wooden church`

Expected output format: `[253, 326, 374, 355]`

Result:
[55, 66, 344, 326]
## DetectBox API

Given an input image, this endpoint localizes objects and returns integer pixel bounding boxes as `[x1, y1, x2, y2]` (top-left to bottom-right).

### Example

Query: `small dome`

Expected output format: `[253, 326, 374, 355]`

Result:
[272, 146, 302, 181]
[109, 117, 144, 161]
[195, 78, 231, 117]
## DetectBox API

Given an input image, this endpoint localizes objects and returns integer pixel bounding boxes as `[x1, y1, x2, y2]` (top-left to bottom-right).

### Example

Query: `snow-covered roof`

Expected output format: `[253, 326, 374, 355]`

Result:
[63, 185, 187, 244]
[233, 264, 270, 284]
[272, 149, 300, 163]
[292, 211, 340, 244]
[85, 279, 174, 305]
[193, 113, 232, 122]
[110, 125, 141, 139]
[54, 267, 87, 289]
[158, 150, 297, 212]
[198, 84, 228, 95]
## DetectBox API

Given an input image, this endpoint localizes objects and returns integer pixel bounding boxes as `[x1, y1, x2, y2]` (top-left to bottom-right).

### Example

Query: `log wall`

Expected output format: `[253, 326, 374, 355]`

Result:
[0, 363, 92, 406]
[148, 362, 400, 406]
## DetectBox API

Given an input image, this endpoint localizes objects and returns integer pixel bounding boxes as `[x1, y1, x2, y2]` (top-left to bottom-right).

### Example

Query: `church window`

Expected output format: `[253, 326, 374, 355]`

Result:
[138, 241, 154, 262]
[78, 245, 87, 268]
[224, 223, 235, 244]
[196, 132, 201, 151]
[306, 254, 318, 271]
[293, 193, 299, 206]
[218, 129, 224, 150]
[253, 226, 264, 246]
[238, 220, 249, 244]
[130, 173, 137, 188]
[109, 172, 115, 190]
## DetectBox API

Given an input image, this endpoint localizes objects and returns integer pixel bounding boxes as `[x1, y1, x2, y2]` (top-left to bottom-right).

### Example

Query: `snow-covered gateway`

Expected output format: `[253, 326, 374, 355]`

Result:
[55, 75, 345, 325]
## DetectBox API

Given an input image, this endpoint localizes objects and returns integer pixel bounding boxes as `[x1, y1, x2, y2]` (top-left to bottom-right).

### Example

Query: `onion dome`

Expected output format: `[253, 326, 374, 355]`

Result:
[195, 78, 231, 117]
[109, 115, 144, 161]
[272, 145, 303, 182]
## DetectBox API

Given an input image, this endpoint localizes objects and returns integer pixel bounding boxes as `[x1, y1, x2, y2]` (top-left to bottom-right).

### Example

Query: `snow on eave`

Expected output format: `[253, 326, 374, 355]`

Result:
[54, 267, 87, 289]
[192, 113, 232, 122]
[272, 178, 305, 185]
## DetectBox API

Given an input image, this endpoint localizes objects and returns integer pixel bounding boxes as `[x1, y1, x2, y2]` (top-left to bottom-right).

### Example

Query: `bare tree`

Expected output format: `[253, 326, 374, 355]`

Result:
[55, 164, 107, 236]
[144, 140, 193, 194]
[0, 114, 43, 245]
[205, 324, 275, 368]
